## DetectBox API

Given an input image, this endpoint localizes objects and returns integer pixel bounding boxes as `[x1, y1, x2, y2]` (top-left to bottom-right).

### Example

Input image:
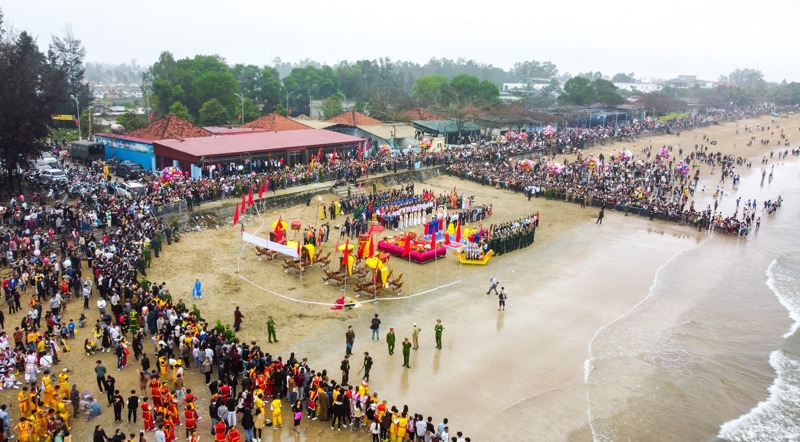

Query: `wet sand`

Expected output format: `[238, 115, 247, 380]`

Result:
[2, 112, 796, 441]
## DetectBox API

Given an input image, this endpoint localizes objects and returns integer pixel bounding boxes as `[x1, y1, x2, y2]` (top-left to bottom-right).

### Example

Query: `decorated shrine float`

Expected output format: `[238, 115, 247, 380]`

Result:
[452, 248, 494, 266]
[377, 231, 447, 264]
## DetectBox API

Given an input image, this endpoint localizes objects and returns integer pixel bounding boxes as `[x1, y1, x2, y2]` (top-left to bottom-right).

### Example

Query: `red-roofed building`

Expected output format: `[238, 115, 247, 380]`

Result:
[325, 110, 382, 126]
[153, 129, 364, 176]
[95, 115, 215, 171]
[398, 107, 441, 121]
[241, 113, 311, 131]
[127, 114, 213, 140]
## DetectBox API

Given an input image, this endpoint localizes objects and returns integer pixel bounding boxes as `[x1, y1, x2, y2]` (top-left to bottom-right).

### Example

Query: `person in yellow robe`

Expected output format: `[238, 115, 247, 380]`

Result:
[270, 396, 282, 429]
[16, 417, 34, 442]
[397, 412, 409, 441]
[18, 387, 31, 417]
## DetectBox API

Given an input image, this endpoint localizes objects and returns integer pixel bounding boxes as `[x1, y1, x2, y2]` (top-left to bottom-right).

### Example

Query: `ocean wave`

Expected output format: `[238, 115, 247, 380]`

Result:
[584, 238, 710, 441]
[717, 256, 800, 441]
[717, 350, 800, 441]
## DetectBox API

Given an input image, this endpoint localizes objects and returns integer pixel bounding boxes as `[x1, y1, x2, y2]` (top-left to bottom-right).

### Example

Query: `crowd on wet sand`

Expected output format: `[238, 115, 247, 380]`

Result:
[0, 192, 473, 442]
[1, 105, 797, 442]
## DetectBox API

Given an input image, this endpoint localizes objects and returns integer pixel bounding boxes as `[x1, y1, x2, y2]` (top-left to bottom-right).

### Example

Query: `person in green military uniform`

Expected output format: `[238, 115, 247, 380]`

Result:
[401, 338, 412, 368]
[143, 245, 152, 268]
[129, 311, 138, 334]
[267, 316, 278, 343]
[434, 319, 444, 350]
[386, 328, 396, 355]
[152, 232, 161, 258]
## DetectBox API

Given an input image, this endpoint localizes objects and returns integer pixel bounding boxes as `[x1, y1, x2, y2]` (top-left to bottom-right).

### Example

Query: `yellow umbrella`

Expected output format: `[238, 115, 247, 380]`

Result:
[272, 220, 287, 230]
[337, 243, 355, 252]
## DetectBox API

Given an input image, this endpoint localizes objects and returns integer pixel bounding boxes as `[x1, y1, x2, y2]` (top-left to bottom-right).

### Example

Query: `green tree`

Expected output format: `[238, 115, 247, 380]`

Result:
[611, 72, 636, 83]
[169, 101, 193, 122]
[412, 74, 449, 107]
[48, 25, 92, 114]
[576, 71, 603, 81]
[770, 81, 800, 105]
[193, 70, 238, 116]
[148, 52, 184, 117]
[559, 77, 594, 105]
[725, 68, 766, 91]
[242, 98, 260, 122]
[320, 95, 344, 120]
[198, 98, 229, 125]
[0, 30, 66, 194]
[116, 107, 149, 132]
[592, 79, 624, 106]
[511, 60, 558, 79]
[258, 66, 282, 113]
[636, 92, 686, 116]
[273, 103, 288, 117]
[232, 64, 262, 98]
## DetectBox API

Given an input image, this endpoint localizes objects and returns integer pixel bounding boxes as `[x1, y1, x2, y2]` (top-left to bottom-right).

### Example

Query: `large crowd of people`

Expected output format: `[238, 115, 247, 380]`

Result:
[0, 104, 795, 441]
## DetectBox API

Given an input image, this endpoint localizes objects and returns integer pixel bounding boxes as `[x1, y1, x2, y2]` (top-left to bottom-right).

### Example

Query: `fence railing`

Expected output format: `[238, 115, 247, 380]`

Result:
[151, 200, 187, 217]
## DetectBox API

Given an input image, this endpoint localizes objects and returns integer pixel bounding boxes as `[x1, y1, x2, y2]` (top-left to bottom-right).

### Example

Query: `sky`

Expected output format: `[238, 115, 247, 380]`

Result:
[3, 0, 799, 83]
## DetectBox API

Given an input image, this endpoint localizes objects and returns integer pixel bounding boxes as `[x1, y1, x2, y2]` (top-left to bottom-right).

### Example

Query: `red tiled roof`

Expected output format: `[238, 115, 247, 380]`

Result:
[399, 107, 442, 121]
[204, 126, 266, 135]
[241, 114, 311, 131]
[154, 129, 363, 160]
[127, 115, 213, 140]
[325, 109, 382, 126]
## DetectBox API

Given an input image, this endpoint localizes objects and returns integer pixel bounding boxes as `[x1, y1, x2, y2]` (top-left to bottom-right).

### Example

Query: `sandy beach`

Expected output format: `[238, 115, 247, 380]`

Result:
[2, 112, 798, 441]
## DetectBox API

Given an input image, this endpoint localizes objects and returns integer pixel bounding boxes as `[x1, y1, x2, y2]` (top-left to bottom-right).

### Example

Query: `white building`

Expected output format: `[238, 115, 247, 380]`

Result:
[613, 82, 663, 93]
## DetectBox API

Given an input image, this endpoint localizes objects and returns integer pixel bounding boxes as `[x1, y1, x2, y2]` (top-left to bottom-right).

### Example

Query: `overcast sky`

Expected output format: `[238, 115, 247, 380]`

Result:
[3, 0, 798, 82]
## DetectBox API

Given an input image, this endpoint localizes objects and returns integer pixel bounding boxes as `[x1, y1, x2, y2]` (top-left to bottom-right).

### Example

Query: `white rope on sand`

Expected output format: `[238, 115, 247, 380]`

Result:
[236, 273, 461, 307]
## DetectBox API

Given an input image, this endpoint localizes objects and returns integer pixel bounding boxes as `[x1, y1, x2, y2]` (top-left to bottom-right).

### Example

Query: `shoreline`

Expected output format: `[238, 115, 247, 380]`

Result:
[1, 113, 797, 441]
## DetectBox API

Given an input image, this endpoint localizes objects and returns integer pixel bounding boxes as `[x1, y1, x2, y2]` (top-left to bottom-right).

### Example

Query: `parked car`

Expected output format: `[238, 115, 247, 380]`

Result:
[113, 161, 145, 179]
[112, 181, 146, 199]
[33, 158, 60, 170]
[38, 168, 68, 183]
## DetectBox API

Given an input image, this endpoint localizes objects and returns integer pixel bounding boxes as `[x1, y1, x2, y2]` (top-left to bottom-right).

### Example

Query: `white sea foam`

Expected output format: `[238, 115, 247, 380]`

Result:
[717, 350, 800, 441]
[584, 238, 710, 441]
[717, 257, 800, 441]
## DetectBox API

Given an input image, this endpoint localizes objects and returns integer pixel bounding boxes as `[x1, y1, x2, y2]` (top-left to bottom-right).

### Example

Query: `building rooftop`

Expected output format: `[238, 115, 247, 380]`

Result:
[241, 113, 311, 131]
[325, 109, 382, 126]
[155, 129, 364, 159]
[127, 115, 213, 140]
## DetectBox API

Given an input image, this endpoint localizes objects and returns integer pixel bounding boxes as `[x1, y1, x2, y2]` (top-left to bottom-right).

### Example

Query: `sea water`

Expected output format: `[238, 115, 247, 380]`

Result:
[585, 160, 800, 441]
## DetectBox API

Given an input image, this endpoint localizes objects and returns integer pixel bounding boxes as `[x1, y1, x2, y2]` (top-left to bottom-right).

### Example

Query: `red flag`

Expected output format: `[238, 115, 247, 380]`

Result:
[368, 234, 375, 258]
[403, 235, 411, 256]
[258, 181, 263, 200]
[343, 238, 350, 265]
[331, 148, 337, 163]
[357, 141, 363, 160]
[233, 203, 239, 225]
[444, 231, 450, 245]
[247, 187, 254, 207]
[297, 242, 301, 257]
[317, 147, 322, 161]
[241, 193, 246, 213]
[453, 186, 457, 195]
[430, 233, 436, 251]
[455, 220, 461, 243]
